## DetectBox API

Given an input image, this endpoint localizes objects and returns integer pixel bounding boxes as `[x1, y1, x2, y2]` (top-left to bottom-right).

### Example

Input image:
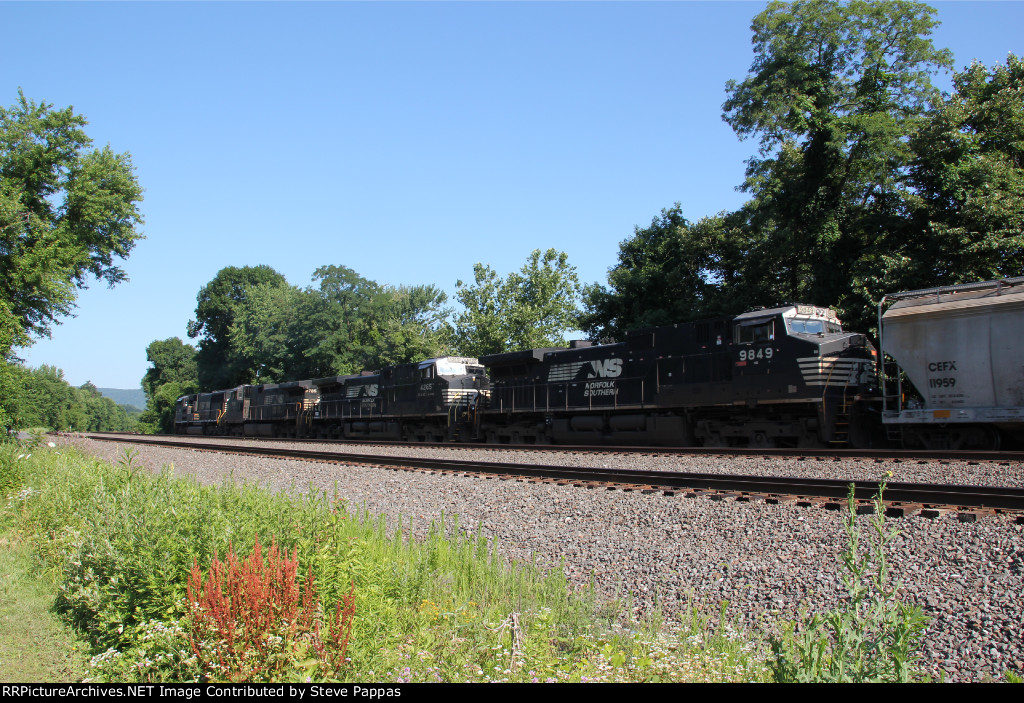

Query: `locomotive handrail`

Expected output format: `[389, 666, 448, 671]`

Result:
[495, 375, 647, 415]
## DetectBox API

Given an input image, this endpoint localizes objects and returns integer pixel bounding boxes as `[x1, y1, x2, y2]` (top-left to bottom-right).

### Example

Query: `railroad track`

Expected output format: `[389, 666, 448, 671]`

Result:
[80, 433, 1024, 519]
[79, 431, 1024, 463]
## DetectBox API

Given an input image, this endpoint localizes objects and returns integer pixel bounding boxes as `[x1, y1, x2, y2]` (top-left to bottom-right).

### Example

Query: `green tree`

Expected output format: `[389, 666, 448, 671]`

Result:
[899, 54, 1024, 285]
[721, 0, 952, 329]
[839, 54, 1024, 322]
[0, 360, 27, 431]
[75, 381, 134, 432]
[186, 265, 289, 389]
[140, 381, 191, 434]
[6, 365, 83, 431]
[139, 337, 199, 433]
[141, 337, 199, 400]
[297, 265, 385, 377]
[580, 206, 757, 340]
[0, 90, 144, 359]
[183, 265, 452, 391]
[451, 248, 581, 357]
[363, 284, 451, 370]
[297, 267, 450, 376]
[228, 283, 307, 383]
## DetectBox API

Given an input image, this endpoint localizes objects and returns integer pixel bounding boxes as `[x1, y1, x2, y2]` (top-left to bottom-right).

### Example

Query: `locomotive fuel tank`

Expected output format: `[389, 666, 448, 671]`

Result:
[879, 276, 1024, 449]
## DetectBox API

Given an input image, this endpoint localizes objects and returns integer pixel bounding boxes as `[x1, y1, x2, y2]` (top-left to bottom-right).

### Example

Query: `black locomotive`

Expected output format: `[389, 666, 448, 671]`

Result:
[174, 304, 879, 448]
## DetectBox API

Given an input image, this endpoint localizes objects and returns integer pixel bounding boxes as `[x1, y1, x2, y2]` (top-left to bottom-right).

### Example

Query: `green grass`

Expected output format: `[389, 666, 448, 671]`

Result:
[2, 441, 774, 683]
[0, 532, 89, 682]
[1, 439, 951, 683]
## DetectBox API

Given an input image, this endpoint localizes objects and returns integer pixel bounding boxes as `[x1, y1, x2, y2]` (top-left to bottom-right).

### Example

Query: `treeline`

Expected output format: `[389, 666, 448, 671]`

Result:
[1, 365, 139, 432]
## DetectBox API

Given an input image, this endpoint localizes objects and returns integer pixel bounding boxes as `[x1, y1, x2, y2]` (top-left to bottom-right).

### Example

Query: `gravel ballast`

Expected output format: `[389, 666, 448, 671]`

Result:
[64, 435, 1024, 682]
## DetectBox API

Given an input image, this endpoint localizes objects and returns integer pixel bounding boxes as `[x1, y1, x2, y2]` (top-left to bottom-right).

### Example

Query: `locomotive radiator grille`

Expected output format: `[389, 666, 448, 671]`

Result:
[444, 389, 486, 405]
[797, 357, 874, 387]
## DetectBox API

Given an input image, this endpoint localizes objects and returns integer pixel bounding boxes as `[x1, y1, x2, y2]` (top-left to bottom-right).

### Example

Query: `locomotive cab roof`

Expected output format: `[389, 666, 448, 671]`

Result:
[479, 348, 565, 367]
[736, 304, 843, 338]
[418, 356, 483, 372]
[311, 374, 365, 390]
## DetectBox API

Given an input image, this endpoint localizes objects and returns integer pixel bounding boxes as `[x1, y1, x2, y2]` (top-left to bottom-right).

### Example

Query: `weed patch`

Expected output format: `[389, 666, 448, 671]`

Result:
[188, 536, 355, 682]
[6, 441, 939, 683]
[767, 482, 932, 682]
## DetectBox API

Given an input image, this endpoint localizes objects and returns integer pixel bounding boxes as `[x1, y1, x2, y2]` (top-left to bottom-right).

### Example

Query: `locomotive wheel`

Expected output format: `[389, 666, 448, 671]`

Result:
[846, 405, 889, 449]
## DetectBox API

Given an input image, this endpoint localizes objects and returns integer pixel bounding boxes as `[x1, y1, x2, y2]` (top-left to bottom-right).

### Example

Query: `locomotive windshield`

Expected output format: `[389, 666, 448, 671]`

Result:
[787, 317, 842, 335]
[435, 360, 467, 376]
[415, 357, 484, 379]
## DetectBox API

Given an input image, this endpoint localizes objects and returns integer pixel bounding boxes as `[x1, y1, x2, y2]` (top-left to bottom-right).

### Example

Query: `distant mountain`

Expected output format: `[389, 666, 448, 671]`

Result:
[97, 388, 147, 410]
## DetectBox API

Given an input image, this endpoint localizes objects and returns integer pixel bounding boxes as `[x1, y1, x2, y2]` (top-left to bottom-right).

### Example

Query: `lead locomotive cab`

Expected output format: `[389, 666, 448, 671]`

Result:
[481, 305, 878, 448]
[695, 305, 877, 448]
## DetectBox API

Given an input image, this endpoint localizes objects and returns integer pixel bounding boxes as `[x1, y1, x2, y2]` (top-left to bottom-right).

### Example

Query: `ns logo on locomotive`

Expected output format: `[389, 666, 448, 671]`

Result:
[176, 277, 1024, 450]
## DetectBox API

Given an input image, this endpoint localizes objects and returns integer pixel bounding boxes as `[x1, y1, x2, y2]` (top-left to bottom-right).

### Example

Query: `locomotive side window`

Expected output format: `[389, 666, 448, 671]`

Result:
[736, 319, 775, 343]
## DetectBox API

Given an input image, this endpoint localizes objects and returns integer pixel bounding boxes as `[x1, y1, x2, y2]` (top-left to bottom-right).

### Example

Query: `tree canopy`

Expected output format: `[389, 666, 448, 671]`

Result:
[451, 248, 581, 357]
[585, 2, 1023, 338]
[0, 90, 144, 359]
[898, 55, 1024, 287]
[164, 250, 582, 402]
[179, 264, 452, 393]
[722, 0, 952, 315]
[138, 337, 199, 434]
[186, 265, 290, 389]
[1, 364, 137, 432]
[580, 206, 746, 340]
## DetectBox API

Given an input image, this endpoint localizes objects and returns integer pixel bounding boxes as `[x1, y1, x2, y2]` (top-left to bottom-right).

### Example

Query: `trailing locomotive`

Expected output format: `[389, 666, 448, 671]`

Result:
[174, 304, 880, 448]
[174, 357, 489, 441]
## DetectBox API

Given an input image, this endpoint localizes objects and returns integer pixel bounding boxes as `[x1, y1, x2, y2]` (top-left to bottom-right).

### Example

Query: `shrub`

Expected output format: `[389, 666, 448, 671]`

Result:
[187, 536, 355, 682]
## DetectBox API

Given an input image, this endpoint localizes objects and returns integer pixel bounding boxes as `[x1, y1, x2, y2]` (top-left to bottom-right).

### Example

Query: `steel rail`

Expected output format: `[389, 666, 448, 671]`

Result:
[78, 431, 1024, 463]
[81, 434, 1024, 513]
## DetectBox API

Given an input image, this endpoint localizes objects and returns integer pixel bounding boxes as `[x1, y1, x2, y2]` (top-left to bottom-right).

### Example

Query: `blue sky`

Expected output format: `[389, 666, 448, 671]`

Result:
[5, 1, 1023, 390]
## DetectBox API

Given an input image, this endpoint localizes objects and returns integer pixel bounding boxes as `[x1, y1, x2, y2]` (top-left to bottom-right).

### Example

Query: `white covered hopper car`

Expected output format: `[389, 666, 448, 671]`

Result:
[878, 276, 1024, 449]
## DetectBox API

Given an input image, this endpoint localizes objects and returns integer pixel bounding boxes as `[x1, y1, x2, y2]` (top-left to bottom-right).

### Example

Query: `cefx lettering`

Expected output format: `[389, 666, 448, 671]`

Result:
[928, 361, 957, 372]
